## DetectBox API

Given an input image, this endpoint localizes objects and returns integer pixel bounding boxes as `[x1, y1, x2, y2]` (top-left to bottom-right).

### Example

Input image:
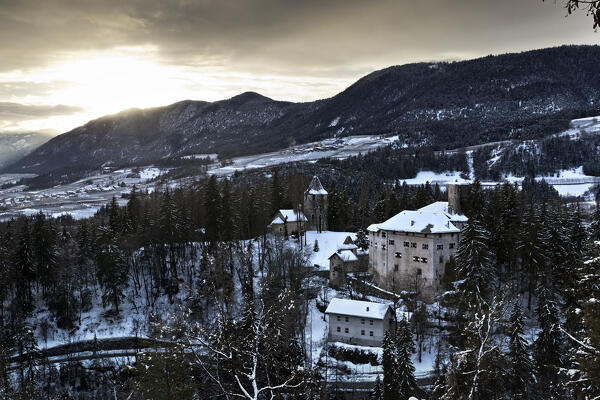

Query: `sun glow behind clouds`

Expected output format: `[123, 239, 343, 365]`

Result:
[13, 47, 202, 132]
[0, 46, 351, 133]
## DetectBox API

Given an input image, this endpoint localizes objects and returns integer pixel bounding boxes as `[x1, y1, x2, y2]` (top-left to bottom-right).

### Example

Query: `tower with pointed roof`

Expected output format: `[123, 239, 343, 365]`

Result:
[303, 176, 328, 232]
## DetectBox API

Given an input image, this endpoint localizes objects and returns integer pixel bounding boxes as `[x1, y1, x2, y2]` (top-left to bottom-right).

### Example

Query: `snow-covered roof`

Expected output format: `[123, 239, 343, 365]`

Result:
[337, 243, 358, 251]
[269, 209, 308, 225]
[325, 298, 391, 319]
[270, 216, 284, 225]
[305, 175, 328, 195]
[367, 210, 460, 234]
[418, 201, 468, 223]
[329, 250, 358, 262]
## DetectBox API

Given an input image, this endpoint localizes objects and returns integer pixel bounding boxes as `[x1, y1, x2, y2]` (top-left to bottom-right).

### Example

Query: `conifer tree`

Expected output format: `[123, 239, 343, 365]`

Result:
[382, 330, 397, 400]
[395, 319, 417, 399]
[533, 276, 565, 398]
[456, 217, 493, 315]
[589, 202, 600, 241]
[204, 175, 222, 245]
[32, 212, 58, 295]
[507, 302, 532, 398]
[517, 205, 547, 309]
[95, 226, 128, 314]
[355, 228, 369, 251]
[371, 375, 383, 400]
[12, 218, 35, 309]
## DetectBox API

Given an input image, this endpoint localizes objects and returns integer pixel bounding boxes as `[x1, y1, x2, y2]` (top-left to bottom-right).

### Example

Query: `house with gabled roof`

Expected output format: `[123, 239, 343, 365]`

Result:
[268, 209, 307, 236]
[329, 236, 368, 288]
[325, 298, 394, 346]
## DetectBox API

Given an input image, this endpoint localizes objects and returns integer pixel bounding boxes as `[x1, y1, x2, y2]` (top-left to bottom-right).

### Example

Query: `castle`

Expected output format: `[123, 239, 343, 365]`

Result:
[367, 183, 468, 302]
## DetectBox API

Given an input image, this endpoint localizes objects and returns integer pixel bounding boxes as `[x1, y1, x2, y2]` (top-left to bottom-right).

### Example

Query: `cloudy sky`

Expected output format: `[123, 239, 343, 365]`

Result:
[0, 0, 597, 134]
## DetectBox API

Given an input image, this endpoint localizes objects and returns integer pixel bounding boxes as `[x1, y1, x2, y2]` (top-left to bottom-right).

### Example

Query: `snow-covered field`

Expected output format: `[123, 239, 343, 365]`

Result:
[400, 166, 599, 200]
[208, 134, 400, 176]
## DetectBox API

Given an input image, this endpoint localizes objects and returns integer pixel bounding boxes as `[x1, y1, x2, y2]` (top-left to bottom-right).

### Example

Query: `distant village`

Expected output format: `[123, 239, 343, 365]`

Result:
[268, 175, 468, 347]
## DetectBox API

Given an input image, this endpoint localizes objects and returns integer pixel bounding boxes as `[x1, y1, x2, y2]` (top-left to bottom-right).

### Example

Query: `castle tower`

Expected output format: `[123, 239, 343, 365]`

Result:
[447, 183, 462, 215]
[304, 176, 328, 232]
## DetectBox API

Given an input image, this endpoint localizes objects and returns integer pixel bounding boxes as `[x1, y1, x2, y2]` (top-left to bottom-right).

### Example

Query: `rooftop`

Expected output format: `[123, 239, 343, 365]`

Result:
[305, 175, 328, 195]
[325, 298, 391, 319]
[269, 209, 308, 225]
[367, 209, 460, 234]
[417, 201, 468, 223]
[329, 249, 359, 262]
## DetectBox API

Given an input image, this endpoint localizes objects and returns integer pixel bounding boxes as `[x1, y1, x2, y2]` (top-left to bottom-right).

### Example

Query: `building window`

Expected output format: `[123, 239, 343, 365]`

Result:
[411, 242, 417, 248]
[451, 233, 455, 237]
[424, 234, 428, 238]
[437, 244, 443, 250]
[381, 244, 386, 250]
[394, 264, 399, 271]
[403, 241, 410, 247]
[422, 244, 429, 250]
[344, 327, 349, 333]
[421, 257, 428, 263]
[361, 318, 365, 324]
[389, 239, 394, 245]
[337, 326, 341, 332]
[361, 330, 365, 336]
[381, 232, 386, 238]
[337, 316, 341, 321]
[413, 256, 420, 262]
[369, 320, 373, 325]
[417, 268, 422, 275]
[395, 252, 401, 258]
[439, 256, 444, 264]
[369, 331, 374, 336]
[449, 243, 455, 249]
[345, 316, 349, 322]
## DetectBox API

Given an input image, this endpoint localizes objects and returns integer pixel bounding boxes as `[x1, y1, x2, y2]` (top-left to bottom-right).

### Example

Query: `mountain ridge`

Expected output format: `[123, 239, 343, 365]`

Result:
[6, 45, 600, 174]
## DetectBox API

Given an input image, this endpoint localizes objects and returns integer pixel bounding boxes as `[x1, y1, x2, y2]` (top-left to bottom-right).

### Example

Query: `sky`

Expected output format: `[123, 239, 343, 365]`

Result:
[0, 0, 597, 134]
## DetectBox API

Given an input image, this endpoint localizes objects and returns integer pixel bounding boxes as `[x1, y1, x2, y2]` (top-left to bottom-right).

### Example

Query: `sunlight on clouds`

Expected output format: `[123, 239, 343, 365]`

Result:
[0, 46, 350, 133]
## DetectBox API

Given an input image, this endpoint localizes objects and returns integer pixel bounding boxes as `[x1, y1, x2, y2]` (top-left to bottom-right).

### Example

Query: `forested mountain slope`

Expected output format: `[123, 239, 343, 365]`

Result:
[0, 132, 53, 168]
[7, 45, 600, 174]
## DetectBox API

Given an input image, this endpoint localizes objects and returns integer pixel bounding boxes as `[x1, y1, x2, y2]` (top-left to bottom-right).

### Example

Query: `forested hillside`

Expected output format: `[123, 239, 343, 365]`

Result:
[7, 45, 600, 174]
[0, 165, 599, 398]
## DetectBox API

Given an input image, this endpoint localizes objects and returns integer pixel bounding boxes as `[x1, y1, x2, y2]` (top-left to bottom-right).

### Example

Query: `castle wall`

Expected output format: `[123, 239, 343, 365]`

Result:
[368, 229, 459, 302]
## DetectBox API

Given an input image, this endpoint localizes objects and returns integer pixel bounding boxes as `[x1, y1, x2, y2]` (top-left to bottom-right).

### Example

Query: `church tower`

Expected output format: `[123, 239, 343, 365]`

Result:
[304, 176, 328, 232]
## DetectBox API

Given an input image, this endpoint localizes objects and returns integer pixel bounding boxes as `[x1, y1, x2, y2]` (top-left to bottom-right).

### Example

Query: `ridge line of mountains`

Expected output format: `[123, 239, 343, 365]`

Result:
[5, 45, 600, 175]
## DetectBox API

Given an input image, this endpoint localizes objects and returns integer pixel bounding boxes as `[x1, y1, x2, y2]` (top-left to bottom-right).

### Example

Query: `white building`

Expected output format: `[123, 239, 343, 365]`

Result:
[325, 298, 394, 347]
[367, 199, 467, 302]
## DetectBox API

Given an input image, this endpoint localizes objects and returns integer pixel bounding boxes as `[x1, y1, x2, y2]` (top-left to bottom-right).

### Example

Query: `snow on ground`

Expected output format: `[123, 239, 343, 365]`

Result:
[305, 230, 357, 270]
[400, 167, 598, 200]
[0, 166, 171, 221]
[400, 171, 469, 186]
[552, 183, 595, 197]
[138, 167, 166, 181]
[208, 134, 400, 176]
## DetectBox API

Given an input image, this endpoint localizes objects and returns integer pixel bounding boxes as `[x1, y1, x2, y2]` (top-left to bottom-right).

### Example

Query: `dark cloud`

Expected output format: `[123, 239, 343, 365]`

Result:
[0, 0, 596, 76]
[0, 102, 83, 120]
